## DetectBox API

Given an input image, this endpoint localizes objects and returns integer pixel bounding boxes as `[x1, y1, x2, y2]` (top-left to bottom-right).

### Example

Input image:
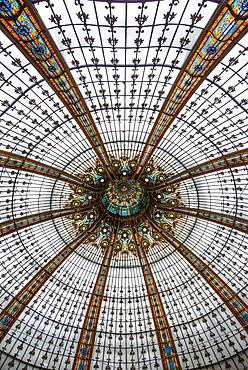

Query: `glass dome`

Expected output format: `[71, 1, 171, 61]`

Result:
[0, 0, 247, 369]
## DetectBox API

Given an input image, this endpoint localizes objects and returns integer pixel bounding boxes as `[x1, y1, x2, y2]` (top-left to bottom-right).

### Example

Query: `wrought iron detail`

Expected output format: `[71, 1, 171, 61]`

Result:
[0, 216, 103, 341]
[72, 223, 119, 370]
[148, 217, 248, 332]
[0, 208, 79, 237]
[132, 226, 182, 370]
[0, 0, 111, 170]
[136, 0, 248, 176]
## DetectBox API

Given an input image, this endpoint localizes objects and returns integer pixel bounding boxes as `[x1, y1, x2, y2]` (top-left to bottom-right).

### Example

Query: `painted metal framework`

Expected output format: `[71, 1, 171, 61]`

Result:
[132, 226, 182, 370]
[148, 218, 248, 333]
[0, 150, 102, 192]
[0, 0, 247, 367]
[0, 207, 77, 237]
[0, 150, 82, 186]
[155, 205, 248, 234]
[135, 0, 248, 176]
[0, 216, 103, 341]
[0, 0, 111, 170]
[173, 207, 248, 234]
[72, 223, 119, 370]
[148, 148, 248, 190]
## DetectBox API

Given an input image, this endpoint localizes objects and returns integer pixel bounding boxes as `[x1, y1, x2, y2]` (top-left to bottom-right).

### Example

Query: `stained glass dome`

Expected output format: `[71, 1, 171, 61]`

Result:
[0, 0, 247, 369]
[102, 178, 148, 217]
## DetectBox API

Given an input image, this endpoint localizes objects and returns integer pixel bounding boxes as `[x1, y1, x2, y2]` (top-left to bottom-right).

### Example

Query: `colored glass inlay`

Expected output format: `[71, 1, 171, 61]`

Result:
[101, 178, 148, 217]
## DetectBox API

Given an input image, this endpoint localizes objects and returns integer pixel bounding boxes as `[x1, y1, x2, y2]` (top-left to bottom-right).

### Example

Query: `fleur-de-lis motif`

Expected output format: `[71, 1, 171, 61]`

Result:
[85, 36, 94, 46]
[108, 37, 118, 47]
[135, 15, 148, 26]
[49, 14, 62, 25]
[105, 14, 118, 26]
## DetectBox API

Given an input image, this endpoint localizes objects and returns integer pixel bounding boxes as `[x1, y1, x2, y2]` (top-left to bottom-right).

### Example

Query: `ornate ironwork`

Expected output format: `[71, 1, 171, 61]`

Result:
[0, 150, 82, 186]
[135, 0, 248, 176]
[69, 158, 182, 255]
[0, 0, 247, 367]
[173, 207, 248, 234]
[147, 148, 248, 190]
[154, 203, 248, 234]
[0, 215, 103, 341]
[0, 150, 105, 193]
[0, 0, 111, 171]
[0, 207, 79, 237]
[72, 222, 119, 370]
[148, 217, 248, 333]
[132, 225, 182, 370]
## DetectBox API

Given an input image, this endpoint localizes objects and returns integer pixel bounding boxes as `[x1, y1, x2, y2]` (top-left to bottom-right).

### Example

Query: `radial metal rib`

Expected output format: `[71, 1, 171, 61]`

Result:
[155, 204, 248, 234]
[0, 216, 103, 341]
[0, 206, 93, 238]
[132, 225, 182, 370]
[0, 0, 111, 171]
[0, 208, 74, 237]
[135, 0, 248, 177]
[148, 217, 248, 332]
[0, 150, 100, 191]
[72, 222, 119, 370]
[147, 149, 248, 191]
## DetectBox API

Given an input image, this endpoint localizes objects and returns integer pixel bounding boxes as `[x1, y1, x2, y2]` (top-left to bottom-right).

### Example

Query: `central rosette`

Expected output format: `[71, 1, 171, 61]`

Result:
[68, 157, 183, 254]
[102, 178, 148, 217]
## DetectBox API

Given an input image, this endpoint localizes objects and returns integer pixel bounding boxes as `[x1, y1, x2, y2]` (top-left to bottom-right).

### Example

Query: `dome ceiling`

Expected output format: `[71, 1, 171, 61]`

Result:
[0, 0, 248, 369]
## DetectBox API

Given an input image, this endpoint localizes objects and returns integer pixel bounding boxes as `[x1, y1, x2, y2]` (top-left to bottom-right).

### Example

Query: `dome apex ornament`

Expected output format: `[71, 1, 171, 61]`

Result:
[102, 178, 148, 217]
[67, 157, 183, 255]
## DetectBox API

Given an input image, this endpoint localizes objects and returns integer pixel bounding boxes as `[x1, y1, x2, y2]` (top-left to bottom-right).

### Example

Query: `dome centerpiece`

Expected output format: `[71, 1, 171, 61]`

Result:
[101, 177, 148, 217]
[67, 157, 183, 255]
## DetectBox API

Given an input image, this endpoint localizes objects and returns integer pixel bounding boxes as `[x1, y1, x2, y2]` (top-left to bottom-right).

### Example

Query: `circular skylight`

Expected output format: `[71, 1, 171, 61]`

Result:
[0, 0, 247, 369]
